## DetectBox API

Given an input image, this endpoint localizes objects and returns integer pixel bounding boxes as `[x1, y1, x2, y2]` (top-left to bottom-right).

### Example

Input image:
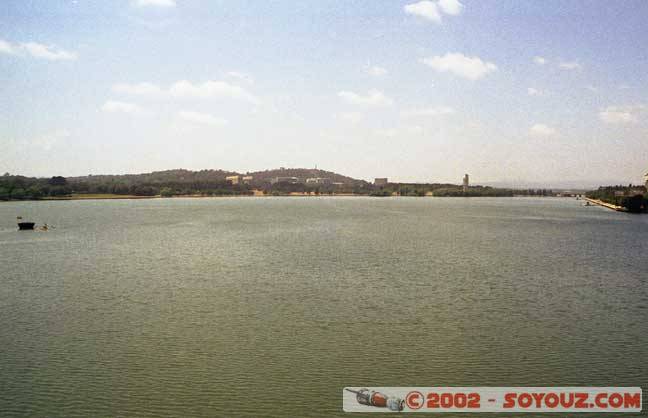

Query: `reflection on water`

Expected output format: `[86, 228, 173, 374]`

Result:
[1, 197, 647, 417]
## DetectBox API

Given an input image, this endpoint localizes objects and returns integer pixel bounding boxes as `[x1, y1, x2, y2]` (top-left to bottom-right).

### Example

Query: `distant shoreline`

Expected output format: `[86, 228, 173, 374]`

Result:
[0, 192, 568, 203]
[583, 197, 625, 211]
[5, 193, 374, 202]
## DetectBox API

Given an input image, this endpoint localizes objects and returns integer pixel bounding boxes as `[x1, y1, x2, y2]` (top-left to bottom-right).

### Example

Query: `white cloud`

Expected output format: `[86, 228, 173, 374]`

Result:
[559, 61, 581, 70]
[112, 82, 163, 97]
[0, 39, 77, 60]
[0, 39, 17, 55]
[438, 0, 463, 15]
[527, 87, 547, 97]
[368, 66, 388, 77]
[530, 123, 557, 136]
[405, 1, 442, 22]
[338, 112, 363, 123]
[133, 0, 176, 7]
[101, 100, 148, 115]
[404, 0, 463, 22]
[112, 80, 260, 105]
[225, 71, 254, 84]
[169, 80, 261, 104]
[177, 111, 228, 126]
[21, 42, 77, 61]
[598, 105, 645, 124]
[402, 106, 455, 117]
[421, 53, 497, 80]
[338, 89, 393, 106]
[533, 56, 546, 65]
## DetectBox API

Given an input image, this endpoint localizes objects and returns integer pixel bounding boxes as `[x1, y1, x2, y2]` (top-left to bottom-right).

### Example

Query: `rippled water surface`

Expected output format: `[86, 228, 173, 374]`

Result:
[1, 197, 647, 417]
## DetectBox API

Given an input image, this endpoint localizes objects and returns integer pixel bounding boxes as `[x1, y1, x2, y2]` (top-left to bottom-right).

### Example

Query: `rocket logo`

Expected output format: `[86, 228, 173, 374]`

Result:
[345, 388, 405, 412]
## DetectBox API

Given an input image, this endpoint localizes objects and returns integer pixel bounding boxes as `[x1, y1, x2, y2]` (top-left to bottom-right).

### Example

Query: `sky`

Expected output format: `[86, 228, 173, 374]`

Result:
[1, 0, 648, 187]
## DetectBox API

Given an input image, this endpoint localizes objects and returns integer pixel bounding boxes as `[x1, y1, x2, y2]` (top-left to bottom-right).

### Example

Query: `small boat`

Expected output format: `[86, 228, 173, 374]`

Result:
[583, 202, 592, 206]
[17, 216, 35, 230]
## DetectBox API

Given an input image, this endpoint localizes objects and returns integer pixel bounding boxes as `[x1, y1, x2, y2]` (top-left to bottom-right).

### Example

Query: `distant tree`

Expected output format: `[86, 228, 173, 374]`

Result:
[621, 194, 645, 213]
[160, 187, 174, 197]
[48, 176, 67, 186]
[26, 185, 43, 199]
[133, 185, 157, 196]
[49, 185, 71, 196]
[369, 190, 391, 197]
[111, 183, 130, 195]
[11, 188, 26, 199]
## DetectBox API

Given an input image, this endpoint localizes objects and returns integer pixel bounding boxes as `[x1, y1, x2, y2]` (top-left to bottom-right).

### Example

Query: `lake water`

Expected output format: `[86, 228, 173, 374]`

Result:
[1, 197, 646, 417]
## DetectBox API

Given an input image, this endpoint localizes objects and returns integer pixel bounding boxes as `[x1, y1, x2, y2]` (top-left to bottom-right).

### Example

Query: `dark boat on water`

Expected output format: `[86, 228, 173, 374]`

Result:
[17, 217, 35, 230]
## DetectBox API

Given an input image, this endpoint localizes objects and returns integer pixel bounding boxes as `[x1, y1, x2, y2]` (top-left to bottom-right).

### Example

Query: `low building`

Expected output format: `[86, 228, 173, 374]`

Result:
[645, 171, 648, 189]
[306, 177, 331, 185]
[242, 176, 253, 184]
[226, 175, 240, 185]
[271, 176, 300, 185]
[556, 191, 577, 197]
[374, 178, 388, 186]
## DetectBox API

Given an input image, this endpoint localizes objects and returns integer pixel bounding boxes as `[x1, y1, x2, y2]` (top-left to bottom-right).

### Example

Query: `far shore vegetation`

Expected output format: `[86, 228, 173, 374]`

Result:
[0, 168, 595, 203]
[586, 185, 648, 213]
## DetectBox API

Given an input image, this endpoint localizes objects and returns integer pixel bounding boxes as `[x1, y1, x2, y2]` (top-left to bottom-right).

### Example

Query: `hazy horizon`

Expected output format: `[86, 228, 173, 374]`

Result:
[2, 1, 648, 185]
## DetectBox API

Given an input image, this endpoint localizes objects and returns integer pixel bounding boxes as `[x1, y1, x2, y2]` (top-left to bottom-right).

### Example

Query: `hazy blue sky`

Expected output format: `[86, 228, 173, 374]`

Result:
[1, 0, 648, 186]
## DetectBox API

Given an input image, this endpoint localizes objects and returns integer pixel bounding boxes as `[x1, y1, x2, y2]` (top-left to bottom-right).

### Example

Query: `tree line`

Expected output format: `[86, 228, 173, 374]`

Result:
[1, 170, 563, 201]
[586, 185, 648, 213]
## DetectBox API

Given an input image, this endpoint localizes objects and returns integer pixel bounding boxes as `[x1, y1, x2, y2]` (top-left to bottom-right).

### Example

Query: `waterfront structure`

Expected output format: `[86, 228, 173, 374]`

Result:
[271, 176, 300, 185]
[645, 171, 648, 188]
[463, 174, 469, 192]
[617, 189, 645, 197]
[306, 177, 331, 185]
[374, 178, 388, 186]
[242, 176, 253, 184]
[226, 175, 240, 185]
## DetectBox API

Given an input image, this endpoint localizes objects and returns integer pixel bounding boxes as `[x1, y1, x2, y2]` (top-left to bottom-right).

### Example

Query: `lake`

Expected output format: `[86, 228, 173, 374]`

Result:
[1, 197, 646, 417]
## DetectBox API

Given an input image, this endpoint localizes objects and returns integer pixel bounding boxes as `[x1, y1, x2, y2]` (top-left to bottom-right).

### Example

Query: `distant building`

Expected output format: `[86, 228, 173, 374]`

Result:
[621, 189, 645, 197]
[645, 171, 648, 188]
[242, 176, 253, 184]
[374, 178, 388, 186]
[306, 177, 331, 185]
[556, 191, 578, 197]
[226, 175, 240, 185]
[462, 174, 469, 192]
[271, 176, 300, 185]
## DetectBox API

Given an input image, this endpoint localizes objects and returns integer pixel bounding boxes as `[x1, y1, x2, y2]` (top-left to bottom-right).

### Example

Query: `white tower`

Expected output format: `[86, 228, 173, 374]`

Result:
[462, 174, 469, 192]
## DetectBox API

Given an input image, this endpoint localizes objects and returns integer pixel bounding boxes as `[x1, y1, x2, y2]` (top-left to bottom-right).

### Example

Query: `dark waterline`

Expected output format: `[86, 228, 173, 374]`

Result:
[1, 197, 647, 417]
